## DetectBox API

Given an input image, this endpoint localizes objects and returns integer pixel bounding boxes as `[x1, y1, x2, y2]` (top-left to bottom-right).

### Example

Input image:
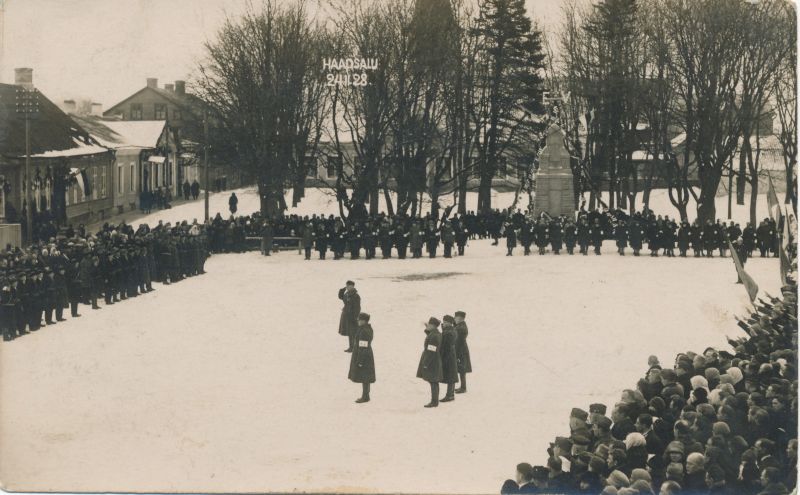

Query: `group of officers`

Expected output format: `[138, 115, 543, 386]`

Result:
[1, 220, 210, 341]
[502, 210, 785, 259]
[337, 280, 472, 406]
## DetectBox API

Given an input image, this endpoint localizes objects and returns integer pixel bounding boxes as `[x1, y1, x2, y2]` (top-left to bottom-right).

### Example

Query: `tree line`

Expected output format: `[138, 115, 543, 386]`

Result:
[194, 0, 796, 223]
[555, 0, 796, 224]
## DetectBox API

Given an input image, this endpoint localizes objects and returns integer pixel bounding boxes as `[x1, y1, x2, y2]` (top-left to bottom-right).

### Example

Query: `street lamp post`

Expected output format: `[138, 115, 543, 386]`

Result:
[204, 111, 210, 222]
[15, 87, 38, 245]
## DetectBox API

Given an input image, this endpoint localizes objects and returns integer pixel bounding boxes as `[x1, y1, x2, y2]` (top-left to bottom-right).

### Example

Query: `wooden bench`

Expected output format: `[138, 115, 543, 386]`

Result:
[245, 236, 302, 254]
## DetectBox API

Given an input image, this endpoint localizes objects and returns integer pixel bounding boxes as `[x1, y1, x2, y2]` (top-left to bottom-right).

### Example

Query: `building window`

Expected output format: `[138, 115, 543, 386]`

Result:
[326, 156, 340, 179]
[118, 166, 123, 194]
[130, 103, 143, 120]
[130, 164, 135, 192]
[155, 103, 166, 120]
[101, 167, 107, 198]
[306, 156, 317, 178]
[173, 108, 182, 120]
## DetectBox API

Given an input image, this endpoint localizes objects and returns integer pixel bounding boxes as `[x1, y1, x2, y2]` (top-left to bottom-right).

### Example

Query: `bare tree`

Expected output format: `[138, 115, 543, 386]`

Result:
[774, 0, 797, 211]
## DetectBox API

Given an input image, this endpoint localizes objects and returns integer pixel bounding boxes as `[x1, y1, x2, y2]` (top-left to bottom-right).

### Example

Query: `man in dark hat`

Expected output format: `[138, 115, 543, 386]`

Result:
[454, 311, 472, 394]
[348, 313, 375, 404]
[338, 280, 361, 352]
[439, 315, 458, 402]
[416, 317, 443, 408]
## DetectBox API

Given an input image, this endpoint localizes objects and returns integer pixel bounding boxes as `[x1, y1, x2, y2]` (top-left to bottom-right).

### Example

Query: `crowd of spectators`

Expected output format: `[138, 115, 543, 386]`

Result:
[502, 268, 798, 494]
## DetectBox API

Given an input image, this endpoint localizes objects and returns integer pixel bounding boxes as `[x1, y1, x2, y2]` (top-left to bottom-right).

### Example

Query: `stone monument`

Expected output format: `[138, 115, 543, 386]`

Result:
[533, 124, 576, 218]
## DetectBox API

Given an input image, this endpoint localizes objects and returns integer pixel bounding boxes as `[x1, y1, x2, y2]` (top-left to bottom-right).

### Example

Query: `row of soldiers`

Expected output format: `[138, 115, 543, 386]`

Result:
[502, 212, 786, 258]
[1, 220, 210, 341]
[338, 280, 473, 406]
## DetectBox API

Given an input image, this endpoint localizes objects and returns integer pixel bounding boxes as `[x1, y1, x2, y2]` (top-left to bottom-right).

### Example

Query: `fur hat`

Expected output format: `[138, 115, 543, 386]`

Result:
[571, 408, 589, 421]
[606, 470, 630, 489]
[427, 317, 440, 327]
[442, 315, 455, 324]
[590, 403, 608, 415]
[454, 311, 466, 318]
[595, 416, 613, 430]
[357, 312, 370, 322]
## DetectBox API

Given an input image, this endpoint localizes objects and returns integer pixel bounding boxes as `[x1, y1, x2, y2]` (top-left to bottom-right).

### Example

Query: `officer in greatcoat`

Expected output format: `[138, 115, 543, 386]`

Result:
[417, 316, 443, 408]
[440, 315, 459, 402]
[454, 310, 472, 394]
[338, 280, 361, 352]
[348, 312, 375, 403]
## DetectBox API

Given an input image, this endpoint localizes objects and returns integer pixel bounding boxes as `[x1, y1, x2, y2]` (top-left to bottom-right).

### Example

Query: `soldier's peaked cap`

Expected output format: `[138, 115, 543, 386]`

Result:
[345, 280, 355, 286]
[442, 315, 455, 324]
[427, 316, 441, 327]
[455, 311, 466, 318]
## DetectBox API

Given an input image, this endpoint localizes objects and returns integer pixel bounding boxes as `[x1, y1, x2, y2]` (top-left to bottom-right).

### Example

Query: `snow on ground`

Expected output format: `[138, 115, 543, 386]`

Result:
[0, 236, 784, 493]
[126, 185, 773, 231]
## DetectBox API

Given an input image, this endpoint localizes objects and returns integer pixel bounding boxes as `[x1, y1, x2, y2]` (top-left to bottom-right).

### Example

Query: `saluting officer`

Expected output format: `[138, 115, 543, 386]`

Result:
[417, 316, 443, 408]
[348, 312, 375, 403]
[338, 280, 361, 352]
[454, 310, 472, 394]
[440, 315, 459, 402]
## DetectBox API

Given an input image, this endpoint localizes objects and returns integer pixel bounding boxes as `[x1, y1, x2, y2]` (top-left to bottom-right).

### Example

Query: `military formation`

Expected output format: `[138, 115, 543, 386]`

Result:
[338, 280, 472, 407]
[1, 220, 209, 341]
[502, 209, 786, 259]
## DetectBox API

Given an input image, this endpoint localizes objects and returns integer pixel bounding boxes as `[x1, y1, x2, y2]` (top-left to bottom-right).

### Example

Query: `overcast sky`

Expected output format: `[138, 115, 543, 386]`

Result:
[3, 0, 566, 109]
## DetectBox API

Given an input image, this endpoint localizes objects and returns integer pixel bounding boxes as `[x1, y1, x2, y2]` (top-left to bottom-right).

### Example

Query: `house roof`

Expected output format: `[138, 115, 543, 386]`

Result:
[71, 115, 166, 149]
[103, 86, 203, 118]
[0, 83, 107, 159]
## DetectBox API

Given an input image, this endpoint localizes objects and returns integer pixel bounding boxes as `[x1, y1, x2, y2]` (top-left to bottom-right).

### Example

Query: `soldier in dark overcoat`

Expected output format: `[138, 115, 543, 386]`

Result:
[564, 220, 577, 255]
[535, 219, 549, 255]
[417, 316, 443, 408]
[590, 219, 603, 255]
[53, 264, 69, 321]
[261, 220, 274, 256]
[614, 222, 628, 256]
[379, 220, 393, 259]
[629, 219, 644, 256]
[505, 222, 517, 256]
[677, 221, 690, 257]
[338, 280, 361, 352]
[520, 220, 533, 256]
[302, 222, 314, 260]
[394, 221, 409, 259]
[440, 315, 459, 402]
[425, 221, 439, 258]
[348, 312, 375, 403]
[577, 219, 590, 255]
[454, 219, 468, 256]
[454, 311, 472, 393]
[550, 220, 563, 254]
[441, 221, 455, 258]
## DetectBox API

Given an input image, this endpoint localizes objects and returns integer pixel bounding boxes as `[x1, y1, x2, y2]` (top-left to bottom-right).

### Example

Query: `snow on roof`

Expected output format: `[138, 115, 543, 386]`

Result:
[102, 120, 166, 149]
[30, 140, 108, 158]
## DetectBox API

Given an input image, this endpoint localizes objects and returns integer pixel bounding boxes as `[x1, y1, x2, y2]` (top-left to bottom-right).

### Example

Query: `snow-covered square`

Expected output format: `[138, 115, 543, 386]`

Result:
[0, 190, 783, 493]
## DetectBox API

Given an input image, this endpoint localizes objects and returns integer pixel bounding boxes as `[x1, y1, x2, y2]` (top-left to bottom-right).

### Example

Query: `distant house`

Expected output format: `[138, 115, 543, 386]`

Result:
[71, 116, 175, 213]
[0, 68, 115, 242]
[103, 77, 203, 197]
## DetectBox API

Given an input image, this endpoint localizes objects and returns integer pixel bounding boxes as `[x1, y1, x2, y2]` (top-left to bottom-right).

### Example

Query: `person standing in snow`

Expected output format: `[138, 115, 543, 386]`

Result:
[228, 192, 238, 215]
[454, 310, 471, 394]
[338, 280, 361, 352]
[439, 315, 459, 402]
[348, 312, 375, 403]
[417, 317, 443, 408]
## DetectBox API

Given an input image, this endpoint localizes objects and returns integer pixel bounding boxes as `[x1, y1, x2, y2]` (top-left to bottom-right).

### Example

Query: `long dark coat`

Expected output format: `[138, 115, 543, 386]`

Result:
[348, 323, 375, 383]
[416, 328, 443, 383]
[440, 325, 458, 384]
[455, 321, 472, 373]
[337, 288, 360, 337]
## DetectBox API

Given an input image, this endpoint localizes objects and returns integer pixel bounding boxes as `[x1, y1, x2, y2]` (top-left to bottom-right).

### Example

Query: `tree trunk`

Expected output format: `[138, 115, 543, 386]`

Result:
[749, 171, 759, 228]
[477, 174, 492, 213]
[737, 138, 748, 205]
[383, 186, 394, 217]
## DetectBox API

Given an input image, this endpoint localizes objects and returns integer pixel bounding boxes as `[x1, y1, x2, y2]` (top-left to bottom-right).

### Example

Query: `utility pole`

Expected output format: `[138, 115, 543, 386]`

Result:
[204, 110, 209, 222]
[15, 86, 38, 245]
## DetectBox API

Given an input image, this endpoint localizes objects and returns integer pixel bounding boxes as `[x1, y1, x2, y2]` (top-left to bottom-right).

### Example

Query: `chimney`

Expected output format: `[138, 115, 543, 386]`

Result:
[63, 99, 77, 114]
[146, 77, 158, 88]
[91, 102, 103, 116]
[164, 83, 174, 92]
[175, 80, 185, 96]
[15, 67, 33, 90]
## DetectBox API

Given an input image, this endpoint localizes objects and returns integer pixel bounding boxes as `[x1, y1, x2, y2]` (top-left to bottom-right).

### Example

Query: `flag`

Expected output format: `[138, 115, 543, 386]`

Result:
[728, 238, 759, 302]
[68, 167, 91, 198]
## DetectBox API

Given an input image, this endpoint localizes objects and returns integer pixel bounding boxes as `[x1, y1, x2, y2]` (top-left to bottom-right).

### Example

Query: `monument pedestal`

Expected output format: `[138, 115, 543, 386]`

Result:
[533, 125, 576, 218]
